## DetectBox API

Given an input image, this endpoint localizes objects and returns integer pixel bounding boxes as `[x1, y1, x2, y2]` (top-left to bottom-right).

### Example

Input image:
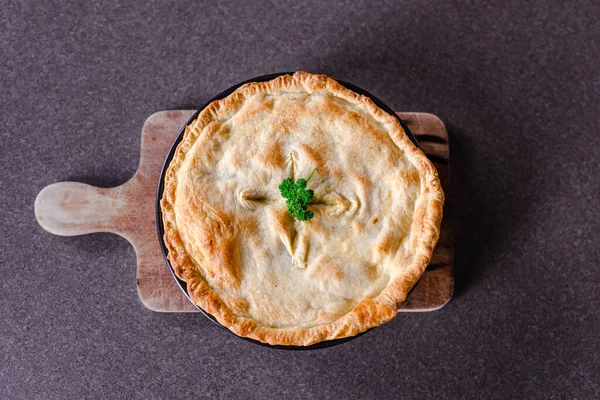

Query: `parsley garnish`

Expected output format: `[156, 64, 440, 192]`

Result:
[279, 168, 316, 221]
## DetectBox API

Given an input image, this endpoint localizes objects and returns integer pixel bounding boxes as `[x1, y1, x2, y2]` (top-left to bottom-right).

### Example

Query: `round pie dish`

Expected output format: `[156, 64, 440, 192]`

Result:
[156, 72, 444, 348]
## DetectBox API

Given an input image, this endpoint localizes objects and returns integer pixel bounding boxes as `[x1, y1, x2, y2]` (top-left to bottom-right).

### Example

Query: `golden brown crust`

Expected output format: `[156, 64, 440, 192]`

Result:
[161, 72, 444, 346]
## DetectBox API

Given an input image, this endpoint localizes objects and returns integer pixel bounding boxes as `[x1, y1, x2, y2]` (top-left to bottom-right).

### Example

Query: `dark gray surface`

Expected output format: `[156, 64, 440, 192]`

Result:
[2, 0, 599, 398]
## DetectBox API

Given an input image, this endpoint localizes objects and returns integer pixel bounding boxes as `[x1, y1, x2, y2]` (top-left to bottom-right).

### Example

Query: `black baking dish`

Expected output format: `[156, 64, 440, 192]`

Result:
[156, 72, 420, 350]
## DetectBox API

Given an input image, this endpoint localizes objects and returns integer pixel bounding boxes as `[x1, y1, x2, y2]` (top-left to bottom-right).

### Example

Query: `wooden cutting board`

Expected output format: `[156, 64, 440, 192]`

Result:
[34, 110, 453, 313]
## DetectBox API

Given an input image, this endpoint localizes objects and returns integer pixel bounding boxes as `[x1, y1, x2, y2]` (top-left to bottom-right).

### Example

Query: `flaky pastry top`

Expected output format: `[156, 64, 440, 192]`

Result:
[161, 72, 444, 346]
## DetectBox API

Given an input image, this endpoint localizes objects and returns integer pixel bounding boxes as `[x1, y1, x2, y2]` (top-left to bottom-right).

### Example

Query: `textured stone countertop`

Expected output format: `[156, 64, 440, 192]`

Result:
[2, 1, 599, 399]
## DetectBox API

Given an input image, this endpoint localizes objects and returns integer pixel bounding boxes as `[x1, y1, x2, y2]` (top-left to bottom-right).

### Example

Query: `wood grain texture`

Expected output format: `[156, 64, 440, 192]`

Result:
[400, 113, 454, 311]
[34, 110, 453, 312]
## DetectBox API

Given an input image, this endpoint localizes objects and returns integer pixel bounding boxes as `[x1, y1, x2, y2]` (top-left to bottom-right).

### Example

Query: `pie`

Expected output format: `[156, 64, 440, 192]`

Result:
[160, 72, 444, 346]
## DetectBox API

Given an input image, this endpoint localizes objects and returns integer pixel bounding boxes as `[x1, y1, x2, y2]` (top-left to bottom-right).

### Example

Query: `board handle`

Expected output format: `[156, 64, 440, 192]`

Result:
[35, 182, 126, 236]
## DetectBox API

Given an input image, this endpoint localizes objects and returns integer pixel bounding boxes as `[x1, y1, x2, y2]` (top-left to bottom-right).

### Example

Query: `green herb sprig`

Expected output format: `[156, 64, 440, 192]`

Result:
[279, 168, 316, 221]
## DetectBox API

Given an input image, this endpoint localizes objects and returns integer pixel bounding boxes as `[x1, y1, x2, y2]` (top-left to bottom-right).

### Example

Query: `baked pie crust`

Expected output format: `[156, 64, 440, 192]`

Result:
[161, 72, 444, 346]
